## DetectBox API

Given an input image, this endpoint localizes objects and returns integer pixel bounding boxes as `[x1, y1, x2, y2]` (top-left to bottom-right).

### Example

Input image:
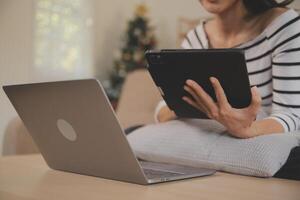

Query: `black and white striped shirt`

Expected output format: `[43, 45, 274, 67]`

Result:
[157, 9, 300, 133]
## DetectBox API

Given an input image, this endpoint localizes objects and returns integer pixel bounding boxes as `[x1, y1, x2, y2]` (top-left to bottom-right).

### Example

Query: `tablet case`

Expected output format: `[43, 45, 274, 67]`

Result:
[145, 49, 252, 119]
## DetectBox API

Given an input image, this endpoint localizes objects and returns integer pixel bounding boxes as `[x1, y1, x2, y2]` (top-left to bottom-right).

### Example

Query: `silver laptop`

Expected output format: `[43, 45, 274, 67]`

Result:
[3, 79, 215, 185]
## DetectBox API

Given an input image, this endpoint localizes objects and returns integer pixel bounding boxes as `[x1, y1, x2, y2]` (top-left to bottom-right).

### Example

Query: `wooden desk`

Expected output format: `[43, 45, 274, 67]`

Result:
[0, 155, 299, 200]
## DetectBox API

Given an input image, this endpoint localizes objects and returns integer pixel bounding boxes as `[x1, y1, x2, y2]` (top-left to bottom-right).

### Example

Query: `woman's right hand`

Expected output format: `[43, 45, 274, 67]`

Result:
[157, 106, 177, 123]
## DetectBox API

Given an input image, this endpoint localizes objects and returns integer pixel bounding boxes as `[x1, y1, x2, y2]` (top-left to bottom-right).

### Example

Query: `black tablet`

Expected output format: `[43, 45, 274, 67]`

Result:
[145, 49, 252, 119]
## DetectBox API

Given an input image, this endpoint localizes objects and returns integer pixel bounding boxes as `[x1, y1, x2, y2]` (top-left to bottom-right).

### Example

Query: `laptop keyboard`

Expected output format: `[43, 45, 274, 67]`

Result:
[143, 168, 183, 179]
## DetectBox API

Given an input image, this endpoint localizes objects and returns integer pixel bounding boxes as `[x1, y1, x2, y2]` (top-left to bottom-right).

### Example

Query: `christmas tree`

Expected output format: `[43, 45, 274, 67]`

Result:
[105, 3, 157, 102]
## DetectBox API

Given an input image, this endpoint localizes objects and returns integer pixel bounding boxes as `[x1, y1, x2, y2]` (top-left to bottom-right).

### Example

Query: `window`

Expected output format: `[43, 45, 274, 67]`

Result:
[34, 0, 93, 79]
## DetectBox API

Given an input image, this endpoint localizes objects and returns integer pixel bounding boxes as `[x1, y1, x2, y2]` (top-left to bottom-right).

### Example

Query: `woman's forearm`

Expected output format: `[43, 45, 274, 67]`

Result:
[250, 118, 285, 137]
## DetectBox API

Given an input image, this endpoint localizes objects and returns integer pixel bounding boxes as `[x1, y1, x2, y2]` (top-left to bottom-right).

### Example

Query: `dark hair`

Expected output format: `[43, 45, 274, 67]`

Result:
[243, 0, 294, 15]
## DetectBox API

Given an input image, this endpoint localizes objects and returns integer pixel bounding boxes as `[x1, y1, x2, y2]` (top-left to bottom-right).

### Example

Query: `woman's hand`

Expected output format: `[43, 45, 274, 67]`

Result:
[183, 77, 262, 139]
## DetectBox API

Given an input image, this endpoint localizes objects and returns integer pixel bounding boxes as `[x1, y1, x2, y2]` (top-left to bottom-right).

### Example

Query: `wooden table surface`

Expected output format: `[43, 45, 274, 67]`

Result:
[0, 155, 299, 200]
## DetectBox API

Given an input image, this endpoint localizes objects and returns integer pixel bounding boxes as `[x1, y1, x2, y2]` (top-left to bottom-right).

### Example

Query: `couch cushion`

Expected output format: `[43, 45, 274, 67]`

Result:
[128, 119, 300, 177]
[116, 70, 162, 128]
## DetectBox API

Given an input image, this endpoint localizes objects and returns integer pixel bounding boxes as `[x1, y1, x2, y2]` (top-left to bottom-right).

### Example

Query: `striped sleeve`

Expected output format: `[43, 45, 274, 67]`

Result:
[181, 36, 193, 49]
[267, 17, 300, 132]
[154, 100, 167, 123]
[184, 26, 205, 49]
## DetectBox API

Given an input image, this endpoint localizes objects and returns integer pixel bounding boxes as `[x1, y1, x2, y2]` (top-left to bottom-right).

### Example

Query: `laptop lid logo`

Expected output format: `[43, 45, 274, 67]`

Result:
[57, 119, 78, 142]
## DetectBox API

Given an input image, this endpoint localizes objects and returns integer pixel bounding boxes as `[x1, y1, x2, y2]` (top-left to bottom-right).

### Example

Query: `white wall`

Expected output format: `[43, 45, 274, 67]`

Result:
[0, 0, 34, 155]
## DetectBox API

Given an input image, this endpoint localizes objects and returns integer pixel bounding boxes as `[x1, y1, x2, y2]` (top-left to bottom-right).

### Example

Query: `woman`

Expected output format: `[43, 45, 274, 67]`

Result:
[156, 0, 300, 139]
[127, 0, 300, 180]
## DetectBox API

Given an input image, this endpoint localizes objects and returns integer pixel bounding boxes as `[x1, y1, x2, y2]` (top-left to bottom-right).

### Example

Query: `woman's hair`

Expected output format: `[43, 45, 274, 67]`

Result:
[243, 0, 294, 15]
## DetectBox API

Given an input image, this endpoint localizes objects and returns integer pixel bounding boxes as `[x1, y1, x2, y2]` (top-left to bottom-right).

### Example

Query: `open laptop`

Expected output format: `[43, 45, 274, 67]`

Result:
[3, 79, 215, 185]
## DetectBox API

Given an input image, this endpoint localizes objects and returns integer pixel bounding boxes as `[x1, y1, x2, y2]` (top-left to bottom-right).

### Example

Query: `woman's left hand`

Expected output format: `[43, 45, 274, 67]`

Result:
[183, 77, 262, 139]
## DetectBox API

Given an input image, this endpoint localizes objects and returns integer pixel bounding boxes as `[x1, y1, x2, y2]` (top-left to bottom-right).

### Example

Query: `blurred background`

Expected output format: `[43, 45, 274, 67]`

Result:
[0, 0, 299, 155]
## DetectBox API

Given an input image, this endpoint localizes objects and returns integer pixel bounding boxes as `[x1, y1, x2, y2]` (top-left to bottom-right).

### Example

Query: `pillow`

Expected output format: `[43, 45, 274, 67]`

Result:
[127, 119, 300, 177]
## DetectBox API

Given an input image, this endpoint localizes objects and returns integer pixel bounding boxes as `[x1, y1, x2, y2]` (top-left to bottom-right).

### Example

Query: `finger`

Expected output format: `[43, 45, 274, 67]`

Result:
[182, 96, 206, 114]
[183, 86, 209, 113]
[184, 85, 201, 103]
[249, 86, 262, 114]
[186, 80, 219, 115]
[183, 96, 213, 118]
[210, 77, 231, 109]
